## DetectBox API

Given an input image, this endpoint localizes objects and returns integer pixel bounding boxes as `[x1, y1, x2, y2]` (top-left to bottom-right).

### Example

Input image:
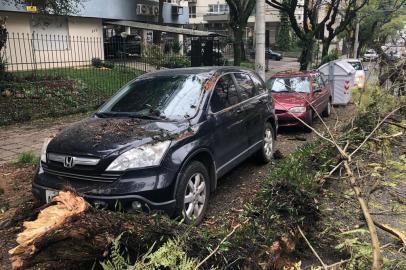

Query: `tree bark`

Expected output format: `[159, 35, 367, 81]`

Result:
[321, 38, 333, 59]
[233, 27, 244, 66]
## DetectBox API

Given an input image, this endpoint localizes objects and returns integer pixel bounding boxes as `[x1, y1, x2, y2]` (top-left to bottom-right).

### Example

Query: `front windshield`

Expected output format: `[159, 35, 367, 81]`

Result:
[267, 76, 311, 93]
[348, 61, 363, 71]
[98, 74, 206, 120]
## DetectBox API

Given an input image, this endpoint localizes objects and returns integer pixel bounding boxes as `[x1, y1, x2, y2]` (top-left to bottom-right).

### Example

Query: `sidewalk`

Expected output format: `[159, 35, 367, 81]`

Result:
[0, 113, 88, 165]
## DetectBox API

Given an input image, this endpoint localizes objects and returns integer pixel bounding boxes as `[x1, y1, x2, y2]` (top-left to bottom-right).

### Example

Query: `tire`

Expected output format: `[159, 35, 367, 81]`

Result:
[174, 161, 210, 225]
[304, 110, 314, 132]
[322, 100, 332, 117]
[255, 123, 275, 164]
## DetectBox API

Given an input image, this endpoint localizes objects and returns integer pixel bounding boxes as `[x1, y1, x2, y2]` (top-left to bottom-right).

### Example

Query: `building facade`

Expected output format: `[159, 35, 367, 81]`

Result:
[187, 0, 304, 47]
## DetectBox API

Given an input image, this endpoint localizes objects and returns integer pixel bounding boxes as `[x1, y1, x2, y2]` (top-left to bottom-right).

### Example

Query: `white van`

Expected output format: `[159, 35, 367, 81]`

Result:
[345, 59, 366, 89]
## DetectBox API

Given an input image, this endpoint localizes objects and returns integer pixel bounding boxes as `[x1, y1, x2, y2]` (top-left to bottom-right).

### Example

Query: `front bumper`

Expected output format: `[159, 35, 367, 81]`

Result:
[32, 164, 178, 215]
[276, 111, 310, 127]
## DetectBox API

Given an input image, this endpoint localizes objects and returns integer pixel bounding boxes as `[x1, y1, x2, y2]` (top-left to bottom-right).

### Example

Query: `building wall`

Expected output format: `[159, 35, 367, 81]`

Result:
[2, 11, 103, 71]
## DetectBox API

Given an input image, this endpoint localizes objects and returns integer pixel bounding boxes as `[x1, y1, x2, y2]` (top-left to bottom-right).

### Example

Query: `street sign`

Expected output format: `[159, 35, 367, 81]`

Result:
[26, 5, 38, 13]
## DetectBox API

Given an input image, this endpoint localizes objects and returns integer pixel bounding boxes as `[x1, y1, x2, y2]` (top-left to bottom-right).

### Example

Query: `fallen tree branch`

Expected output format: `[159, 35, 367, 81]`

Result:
[297, 226, 327, 270]
[384, 120, 406, 130]
[343, 160, 381, 270]
[374, 221, 406, 247]
[349, 106, 403, 159]
[195, 222, 243, 269]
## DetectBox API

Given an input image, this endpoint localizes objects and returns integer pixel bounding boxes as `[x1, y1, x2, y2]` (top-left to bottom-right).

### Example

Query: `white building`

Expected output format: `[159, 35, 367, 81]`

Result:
[187, 0, 304, 46]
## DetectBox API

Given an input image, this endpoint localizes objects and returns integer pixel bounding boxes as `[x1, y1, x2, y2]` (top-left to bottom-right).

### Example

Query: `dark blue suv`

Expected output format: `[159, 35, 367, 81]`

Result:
[33, 67, 278, 224]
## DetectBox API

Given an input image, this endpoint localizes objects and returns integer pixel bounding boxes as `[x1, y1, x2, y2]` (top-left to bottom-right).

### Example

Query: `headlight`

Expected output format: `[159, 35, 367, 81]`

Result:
[40, 138, 52, 163]
[106, 141, 171, 171]
[288, 106, 307, 113]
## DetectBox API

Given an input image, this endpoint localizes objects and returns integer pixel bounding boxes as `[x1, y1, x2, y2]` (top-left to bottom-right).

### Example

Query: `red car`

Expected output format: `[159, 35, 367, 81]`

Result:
[266, 71, 331, 129]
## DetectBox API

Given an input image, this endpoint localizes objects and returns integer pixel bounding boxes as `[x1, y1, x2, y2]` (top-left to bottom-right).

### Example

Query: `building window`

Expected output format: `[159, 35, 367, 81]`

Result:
[208, 4, 229, 14]
[189, 5, 196, 18]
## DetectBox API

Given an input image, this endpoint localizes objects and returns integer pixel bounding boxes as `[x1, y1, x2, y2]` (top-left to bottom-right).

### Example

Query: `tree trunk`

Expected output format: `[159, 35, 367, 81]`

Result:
[299, 36, 314, 71]
[233, 27, 244, 66]
[8, 192, 193, 270]
[321, 38, 332, 59]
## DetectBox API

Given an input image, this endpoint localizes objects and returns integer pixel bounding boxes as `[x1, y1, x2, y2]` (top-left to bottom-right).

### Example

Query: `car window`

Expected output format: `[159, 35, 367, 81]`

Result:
[234, 73, 256, 100]
[348, 61, 363, 71]
[98, 74, 206, 120]
[312, 76, 322, 91]
[210, 74, 239, 113]
[250, 73, 266, 94]
[267, 76, 311, 93]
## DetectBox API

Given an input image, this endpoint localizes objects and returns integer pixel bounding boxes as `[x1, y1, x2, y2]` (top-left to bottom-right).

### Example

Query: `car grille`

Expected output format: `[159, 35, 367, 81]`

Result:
[43, 167, 120, 183]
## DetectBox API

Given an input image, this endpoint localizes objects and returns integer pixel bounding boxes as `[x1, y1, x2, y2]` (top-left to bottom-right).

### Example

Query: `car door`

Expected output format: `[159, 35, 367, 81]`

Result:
[311, 75, 325, 114]
[234, 72, 267, 147]
[208, 74, 249, 174]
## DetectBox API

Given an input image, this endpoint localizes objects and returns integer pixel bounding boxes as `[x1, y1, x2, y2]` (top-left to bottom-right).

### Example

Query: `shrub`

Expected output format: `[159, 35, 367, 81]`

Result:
[102, 61, 114, 69]
[91, 57, 103, 68]
[162, 55, 190, 68]
[16, 151, 39, 164]
[142, 44, 164, 68]
[100, 235, 199, 270]
[320, 48, 339, 65]
[171, 41, 182, 54]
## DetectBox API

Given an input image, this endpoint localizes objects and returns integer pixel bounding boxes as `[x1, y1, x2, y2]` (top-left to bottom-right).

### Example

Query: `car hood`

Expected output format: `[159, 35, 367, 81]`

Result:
[47, 117, 186, 158]
[272, 92, 310, 110]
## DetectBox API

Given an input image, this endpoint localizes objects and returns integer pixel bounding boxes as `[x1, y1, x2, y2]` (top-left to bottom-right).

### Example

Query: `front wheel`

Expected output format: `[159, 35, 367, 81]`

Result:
[174, 161, 210, 225]
[255, 123, 275, 164]
[322, 100, 332, 117]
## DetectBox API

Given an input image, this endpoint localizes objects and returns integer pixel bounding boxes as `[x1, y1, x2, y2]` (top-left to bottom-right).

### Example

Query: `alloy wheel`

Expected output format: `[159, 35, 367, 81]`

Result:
[184, 173, 206, 220]
[264, 128, 274, 159]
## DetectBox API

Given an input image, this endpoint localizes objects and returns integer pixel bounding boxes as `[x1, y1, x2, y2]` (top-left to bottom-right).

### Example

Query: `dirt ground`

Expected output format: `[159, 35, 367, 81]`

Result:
[0, 104, 392, 270]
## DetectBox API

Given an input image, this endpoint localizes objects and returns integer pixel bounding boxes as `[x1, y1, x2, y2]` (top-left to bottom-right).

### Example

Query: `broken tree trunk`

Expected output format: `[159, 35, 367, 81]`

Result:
[8, 191, 183, 270]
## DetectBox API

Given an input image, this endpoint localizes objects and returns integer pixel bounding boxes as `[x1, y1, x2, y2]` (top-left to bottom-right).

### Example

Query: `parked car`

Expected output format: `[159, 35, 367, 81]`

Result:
[363, 49, 379, 61]
[104, 34, 141, 58]
[345, 59, 366, 89]
[266, 71, 331, 129]
[33, 67, 278, 224]
[250, 49, 283, 61]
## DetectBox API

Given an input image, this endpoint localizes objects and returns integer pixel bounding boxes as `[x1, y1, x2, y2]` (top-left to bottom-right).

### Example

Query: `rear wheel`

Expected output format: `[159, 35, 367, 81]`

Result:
[174, 161, 209, 225]
[322, 100, 332, 117]
[304, 110, 314, 132]
[255, 123, 275, 164]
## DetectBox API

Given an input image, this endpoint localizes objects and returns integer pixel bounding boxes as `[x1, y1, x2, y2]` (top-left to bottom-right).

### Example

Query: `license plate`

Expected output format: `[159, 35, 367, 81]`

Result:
[45, 190, 59, 203]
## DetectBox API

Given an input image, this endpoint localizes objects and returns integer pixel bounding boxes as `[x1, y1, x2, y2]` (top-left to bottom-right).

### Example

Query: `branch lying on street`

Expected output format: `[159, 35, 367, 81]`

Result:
[373, 221, 406, 247]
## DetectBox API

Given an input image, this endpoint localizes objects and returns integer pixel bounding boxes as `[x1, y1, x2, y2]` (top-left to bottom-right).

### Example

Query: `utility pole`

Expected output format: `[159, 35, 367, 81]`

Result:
[255, 0, 266, 80]
[353, 20, 360, 58]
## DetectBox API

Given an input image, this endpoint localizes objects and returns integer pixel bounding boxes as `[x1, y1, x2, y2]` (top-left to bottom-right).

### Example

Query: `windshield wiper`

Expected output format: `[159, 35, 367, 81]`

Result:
[127, 113, 164, 120]
[95, 112, 119, 118]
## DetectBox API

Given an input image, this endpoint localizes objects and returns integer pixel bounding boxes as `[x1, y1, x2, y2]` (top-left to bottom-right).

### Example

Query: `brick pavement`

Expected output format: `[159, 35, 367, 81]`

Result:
[0, 113, 88, 164]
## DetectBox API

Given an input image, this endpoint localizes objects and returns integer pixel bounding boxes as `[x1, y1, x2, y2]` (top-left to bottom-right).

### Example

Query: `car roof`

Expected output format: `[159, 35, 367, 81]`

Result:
[138, 66, 256, 78]
[270, 70, 318, 78]
[345, 58, 361, 62]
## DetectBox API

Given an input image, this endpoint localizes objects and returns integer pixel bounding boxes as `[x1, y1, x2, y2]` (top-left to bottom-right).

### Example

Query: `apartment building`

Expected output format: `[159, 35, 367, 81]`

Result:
[187, 0, 304, 46]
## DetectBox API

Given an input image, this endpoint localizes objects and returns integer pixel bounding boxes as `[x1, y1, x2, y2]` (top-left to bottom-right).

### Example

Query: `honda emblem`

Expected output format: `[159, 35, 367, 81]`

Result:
[64, 156, 75, 168]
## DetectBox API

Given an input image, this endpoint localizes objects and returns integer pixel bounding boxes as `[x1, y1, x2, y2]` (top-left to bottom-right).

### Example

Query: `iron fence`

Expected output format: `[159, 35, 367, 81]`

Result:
[0, 33, 232, 125]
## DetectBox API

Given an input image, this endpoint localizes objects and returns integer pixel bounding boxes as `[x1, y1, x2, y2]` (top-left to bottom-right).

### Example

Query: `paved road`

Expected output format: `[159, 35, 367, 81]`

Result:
[266, 57, 300, 79]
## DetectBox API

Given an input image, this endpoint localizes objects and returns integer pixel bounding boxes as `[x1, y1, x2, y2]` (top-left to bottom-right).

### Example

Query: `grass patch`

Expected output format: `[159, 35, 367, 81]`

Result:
[240, 61, 255, 70]
[0, 66, 145, 125]
[15, 151, 39, 165]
